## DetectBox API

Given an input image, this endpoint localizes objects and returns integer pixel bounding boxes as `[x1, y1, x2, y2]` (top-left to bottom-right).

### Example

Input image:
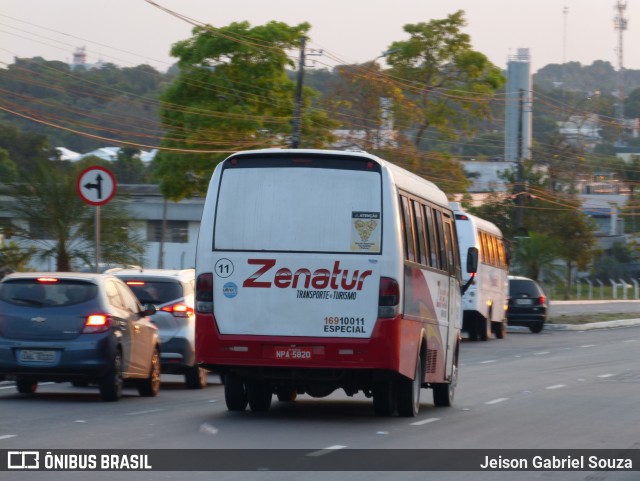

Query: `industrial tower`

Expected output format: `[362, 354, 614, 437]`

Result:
[614, 0, 628, 120]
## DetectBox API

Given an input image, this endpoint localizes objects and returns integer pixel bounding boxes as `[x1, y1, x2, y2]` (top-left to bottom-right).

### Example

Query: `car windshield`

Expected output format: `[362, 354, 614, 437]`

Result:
[0, 279, 98, 306]
[123, 280, 183, 305]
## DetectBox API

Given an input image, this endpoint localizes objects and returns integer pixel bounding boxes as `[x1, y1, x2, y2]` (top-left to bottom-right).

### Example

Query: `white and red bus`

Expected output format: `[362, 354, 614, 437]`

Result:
[195, 149, 477, 417]
[450, 203, 509, 341]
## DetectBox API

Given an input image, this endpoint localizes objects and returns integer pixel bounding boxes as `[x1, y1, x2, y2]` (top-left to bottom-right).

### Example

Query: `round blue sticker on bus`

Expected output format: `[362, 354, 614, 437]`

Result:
[223, 282, 238, 298]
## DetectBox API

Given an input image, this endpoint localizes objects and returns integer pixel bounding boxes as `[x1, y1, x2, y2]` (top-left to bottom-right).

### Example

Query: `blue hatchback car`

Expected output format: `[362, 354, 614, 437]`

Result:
[0, 272, 161, 401]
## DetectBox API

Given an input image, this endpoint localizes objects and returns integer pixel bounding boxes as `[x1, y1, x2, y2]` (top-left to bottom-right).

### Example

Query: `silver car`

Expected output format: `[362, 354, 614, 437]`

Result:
[108, 268, 208, 389]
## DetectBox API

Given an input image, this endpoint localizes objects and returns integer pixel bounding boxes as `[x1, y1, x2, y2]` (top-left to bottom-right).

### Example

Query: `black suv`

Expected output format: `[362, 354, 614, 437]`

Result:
[507, 276, 548, 333]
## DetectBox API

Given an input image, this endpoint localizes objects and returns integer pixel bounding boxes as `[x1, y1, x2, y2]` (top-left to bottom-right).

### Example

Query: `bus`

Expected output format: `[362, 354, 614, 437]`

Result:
[194, 149, 477, 417]
[450, 202, 509, 341]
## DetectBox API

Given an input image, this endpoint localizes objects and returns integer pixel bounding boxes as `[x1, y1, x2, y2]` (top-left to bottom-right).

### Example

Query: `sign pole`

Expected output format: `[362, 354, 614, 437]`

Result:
[95, 205, 101, 273]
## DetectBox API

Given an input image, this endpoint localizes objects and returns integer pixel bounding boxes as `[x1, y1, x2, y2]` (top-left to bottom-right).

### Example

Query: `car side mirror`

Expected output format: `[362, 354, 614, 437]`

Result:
[141, 304, 157, 317]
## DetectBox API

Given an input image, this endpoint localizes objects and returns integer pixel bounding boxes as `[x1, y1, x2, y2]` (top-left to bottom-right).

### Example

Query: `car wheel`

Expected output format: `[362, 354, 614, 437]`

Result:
[372, 381, 396, 417]
[433, 350, 458, 407]
[185, 365, 208, 390]
[529, 322, 544, 334]
[16, 376, 37, 394]
[247, 380, 272, 412]
[224, 374, 248, 411]
[397, 353, 422, 417]
[99, 350, 123, 402]
[138, 348, 161, 397]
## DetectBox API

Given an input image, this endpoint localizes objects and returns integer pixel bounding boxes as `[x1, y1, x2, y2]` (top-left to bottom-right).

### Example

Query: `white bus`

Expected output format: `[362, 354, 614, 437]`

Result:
[450, 202, 509, 341]
[195, 149, 477, 417]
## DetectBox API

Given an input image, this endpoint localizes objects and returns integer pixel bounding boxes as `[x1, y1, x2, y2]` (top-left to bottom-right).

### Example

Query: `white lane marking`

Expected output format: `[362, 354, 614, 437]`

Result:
[485, 398, 509, 405]
[546, 384, 566, 390]
[597, 374, 614, 378]
[580, 345, 596, 348]
[411, 417, 441, 426]
[534, 351, 550, 356]
[306, 445, 347, 457]
[479, 360, 497, 364]
[623, 339, 637, 343]
[126, 409, 164, 416]
[199, 423, 219, 435]
[75, 420, 87, 423]
[0, 435, 17, 440]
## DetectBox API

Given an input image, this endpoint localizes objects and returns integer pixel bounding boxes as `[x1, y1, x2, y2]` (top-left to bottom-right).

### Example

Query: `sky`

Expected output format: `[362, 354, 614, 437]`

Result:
[0, 0, 638, 74]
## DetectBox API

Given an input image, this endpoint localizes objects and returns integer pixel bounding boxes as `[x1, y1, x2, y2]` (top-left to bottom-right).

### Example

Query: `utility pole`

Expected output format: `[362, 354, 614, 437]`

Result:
[290, 36, 306, 149]
[290, 37, 322, 148]
[514, 88, 525, 233]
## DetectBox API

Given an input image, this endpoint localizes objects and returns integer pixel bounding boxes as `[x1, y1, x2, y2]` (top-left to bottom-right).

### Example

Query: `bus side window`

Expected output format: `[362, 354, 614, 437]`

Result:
[412, 200, 427, 266]
[498, 239, 507, 268]
[434, 209, 447, 271]
[400, 195, 416, 263]
[443, 215, 458, 276]
[424, 205, 438, 269]
[480, 232, 488, 264]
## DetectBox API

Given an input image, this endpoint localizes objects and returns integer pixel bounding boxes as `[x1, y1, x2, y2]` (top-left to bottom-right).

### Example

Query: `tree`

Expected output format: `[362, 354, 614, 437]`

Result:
[1, 160, 145, 271]
[0, 147, 18, 183]
[385, 11, 506, 149]
[510, 232, 560, 282]
[154, 21, 336, 200]
[112, 147, 148, 184]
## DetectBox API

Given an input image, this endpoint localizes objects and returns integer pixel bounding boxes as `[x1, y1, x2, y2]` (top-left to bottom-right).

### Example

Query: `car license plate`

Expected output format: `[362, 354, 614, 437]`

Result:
[515, 299, 533, 305]
[272, 346, 314, 360]
[19, 350, 56, 362]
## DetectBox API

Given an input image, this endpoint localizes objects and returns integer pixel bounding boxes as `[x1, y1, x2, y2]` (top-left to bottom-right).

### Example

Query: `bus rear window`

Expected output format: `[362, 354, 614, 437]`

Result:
[213, 162, 382, 253]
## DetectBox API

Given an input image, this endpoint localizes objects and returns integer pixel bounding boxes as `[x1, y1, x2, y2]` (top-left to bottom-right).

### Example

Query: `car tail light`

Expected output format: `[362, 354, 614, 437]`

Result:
[378, 277, 400, 318]
[536, 295, 546, 305]
[196, 273, 214, 313]
[37, 277, 59, 283]
[161, 303, 194, 318]
[82, 314, 111, 334]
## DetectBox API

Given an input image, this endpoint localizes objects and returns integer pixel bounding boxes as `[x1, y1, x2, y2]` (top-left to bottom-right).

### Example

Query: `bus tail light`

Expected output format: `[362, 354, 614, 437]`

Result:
[196, 273, 214, 313]
[378, 277, 400, 318]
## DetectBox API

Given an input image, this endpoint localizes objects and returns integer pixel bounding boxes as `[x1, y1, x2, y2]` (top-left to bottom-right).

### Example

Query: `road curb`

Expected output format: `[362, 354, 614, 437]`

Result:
[545, 318, 640, 331]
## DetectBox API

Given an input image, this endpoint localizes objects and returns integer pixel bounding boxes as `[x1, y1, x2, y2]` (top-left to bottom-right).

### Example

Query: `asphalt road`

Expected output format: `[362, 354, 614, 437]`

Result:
[1, 325, 639, 481]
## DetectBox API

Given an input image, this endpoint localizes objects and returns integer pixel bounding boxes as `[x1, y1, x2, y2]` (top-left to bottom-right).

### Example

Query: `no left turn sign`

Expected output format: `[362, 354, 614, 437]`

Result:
[77, 166, 117, 206]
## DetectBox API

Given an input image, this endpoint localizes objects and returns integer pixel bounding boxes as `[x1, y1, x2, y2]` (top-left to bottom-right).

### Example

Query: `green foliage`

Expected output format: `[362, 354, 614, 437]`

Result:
[0, 58, 165, 153]
[590, 241, 639, 281]
[0, 148, 18, 183]
[155, 21, 336, 200]
[510, 232, 561, 282]
[1, 160, 145, 271]
[385, 11, 506, 149]
[0, 240, 35, 273]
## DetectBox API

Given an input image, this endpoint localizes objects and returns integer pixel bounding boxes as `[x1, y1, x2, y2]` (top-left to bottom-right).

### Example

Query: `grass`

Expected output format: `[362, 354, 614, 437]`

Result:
[548, 312, 640, 325]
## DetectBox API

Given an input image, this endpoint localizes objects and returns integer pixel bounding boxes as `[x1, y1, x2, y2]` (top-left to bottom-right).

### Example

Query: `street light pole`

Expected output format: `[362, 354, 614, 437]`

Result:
[290, 36, 306, 149]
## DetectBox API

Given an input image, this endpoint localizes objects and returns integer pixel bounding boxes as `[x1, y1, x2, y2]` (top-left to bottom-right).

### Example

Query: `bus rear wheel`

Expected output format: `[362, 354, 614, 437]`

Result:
[224, 374, 248, 411]
[397, 355, 422, 417]
[372, 381, 396, 417]
[247, 380, 272, 412]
